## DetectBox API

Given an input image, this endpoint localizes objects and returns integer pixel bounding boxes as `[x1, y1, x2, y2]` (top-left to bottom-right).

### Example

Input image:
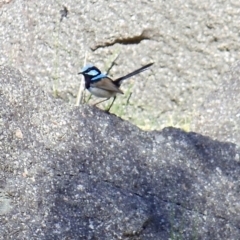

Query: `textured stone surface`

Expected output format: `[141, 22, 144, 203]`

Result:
[191, 61, 240, 145]
[0, 0, 240, 129]
[1, 66, 240, 239]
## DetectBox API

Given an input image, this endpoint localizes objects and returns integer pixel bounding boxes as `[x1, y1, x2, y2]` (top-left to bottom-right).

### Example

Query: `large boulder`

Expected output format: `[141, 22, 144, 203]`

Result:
[1, 66, 240, 239]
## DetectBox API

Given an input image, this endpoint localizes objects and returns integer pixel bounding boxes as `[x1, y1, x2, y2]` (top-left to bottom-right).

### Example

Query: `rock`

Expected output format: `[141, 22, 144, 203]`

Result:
[191, 61, 240, 145]
[1, 66, 240, 239]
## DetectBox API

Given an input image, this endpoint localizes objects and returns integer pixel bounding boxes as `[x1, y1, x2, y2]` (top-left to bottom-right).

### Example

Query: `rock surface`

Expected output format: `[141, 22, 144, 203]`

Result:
[0, 0, 240, 129]
[191, 61, 240, 145]
[1, 66, 240, 239]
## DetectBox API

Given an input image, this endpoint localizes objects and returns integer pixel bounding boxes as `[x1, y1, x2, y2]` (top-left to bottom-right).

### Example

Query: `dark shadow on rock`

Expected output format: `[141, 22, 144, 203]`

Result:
[43, 111, 240, 239]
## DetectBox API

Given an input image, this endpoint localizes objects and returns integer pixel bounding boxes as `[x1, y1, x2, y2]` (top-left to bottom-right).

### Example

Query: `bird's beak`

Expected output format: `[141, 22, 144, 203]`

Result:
[78, 71, 82, 75]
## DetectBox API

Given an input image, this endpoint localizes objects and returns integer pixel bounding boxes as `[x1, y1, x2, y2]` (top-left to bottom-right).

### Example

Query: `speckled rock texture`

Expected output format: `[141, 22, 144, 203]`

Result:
[191, 61, 240, 145]
[1, 67, 240, 239]
[1, 0, 240, 129]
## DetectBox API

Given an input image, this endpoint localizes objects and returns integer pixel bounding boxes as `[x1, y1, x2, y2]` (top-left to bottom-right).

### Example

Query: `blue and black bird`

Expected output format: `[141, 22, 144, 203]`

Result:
[78, 62, 154, 112]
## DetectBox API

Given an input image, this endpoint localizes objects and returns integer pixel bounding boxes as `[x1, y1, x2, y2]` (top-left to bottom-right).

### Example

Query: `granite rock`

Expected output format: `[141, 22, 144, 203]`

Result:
[0, 67, 240, 239]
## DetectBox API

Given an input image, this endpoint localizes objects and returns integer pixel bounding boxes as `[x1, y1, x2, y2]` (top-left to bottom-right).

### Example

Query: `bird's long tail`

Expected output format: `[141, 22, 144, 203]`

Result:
[113, 63, 154, 86]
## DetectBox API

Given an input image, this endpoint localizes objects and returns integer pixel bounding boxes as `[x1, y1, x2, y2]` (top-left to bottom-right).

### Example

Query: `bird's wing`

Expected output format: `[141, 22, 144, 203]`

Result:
[91, 77, 123, 94]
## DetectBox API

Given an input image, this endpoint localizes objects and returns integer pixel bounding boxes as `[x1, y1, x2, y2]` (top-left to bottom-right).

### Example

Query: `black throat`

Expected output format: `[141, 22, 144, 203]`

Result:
[83, 75, 92, 89]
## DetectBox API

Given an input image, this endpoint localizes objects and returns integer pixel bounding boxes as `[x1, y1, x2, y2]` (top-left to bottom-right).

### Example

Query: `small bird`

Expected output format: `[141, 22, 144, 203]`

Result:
[78, 62, 154, 112]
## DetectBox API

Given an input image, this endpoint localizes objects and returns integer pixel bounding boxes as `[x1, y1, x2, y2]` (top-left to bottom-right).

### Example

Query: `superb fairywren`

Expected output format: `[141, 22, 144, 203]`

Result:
[78, 62, 154, 112]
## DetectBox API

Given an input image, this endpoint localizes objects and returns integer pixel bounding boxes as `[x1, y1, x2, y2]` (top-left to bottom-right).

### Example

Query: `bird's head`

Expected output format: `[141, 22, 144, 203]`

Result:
[78, 64, 101, 78]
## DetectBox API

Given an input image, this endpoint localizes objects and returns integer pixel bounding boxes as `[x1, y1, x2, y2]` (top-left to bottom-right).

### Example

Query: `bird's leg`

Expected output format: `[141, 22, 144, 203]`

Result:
[93, 96, 116, 112]
[106, 96, 116, 112]
[93, 98, 110, 106]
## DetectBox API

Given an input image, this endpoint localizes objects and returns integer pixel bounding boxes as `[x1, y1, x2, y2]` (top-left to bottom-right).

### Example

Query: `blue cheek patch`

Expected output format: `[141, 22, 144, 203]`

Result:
[87, 69, 100, 76]
[92, 73, 107, 81]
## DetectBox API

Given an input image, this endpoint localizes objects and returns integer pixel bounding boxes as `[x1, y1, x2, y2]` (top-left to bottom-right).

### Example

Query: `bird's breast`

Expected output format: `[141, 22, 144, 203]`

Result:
[88, 87, 116, 98]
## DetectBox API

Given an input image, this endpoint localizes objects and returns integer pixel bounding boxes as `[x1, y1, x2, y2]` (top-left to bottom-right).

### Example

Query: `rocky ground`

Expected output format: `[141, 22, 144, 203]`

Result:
[1, 1, 240, 239]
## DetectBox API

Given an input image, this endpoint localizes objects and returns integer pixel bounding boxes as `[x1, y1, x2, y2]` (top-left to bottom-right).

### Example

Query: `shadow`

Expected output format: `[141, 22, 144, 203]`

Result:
[7, 107, 239, 239]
